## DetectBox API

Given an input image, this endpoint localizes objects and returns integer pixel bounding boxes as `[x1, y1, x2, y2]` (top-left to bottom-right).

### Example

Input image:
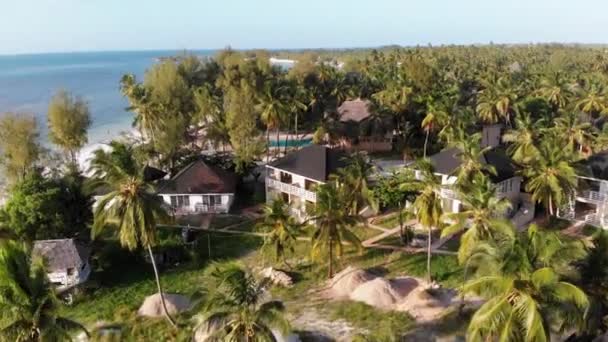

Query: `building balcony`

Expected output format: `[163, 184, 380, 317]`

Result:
[266, 177, 317, 202]
[576, 190, 608, 203]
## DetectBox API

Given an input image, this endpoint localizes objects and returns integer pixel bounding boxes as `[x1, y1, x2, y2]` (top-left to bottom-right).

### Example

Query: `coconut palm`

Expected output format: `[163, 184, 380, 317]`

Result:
[308, 181, 362, 278]
[332, 152, 378, 216]
[451, 132, 495, 186]
[88, 144, 176, 328]
[442, 173, 514, 264]
[575, 79, 608, 119]
[520, 140, 578, 216]
[554, 110, 594, 153]
[535, 72, 574, 112]
[400, 159, 443, 283]
[193, 262, 290, 341]
[476, 76, 519, 125]
[0, 242, 88, 341]
[256, 83, 287, 160]
[579, 230, 608, 337]
[256, 199, 299, 267]
[464, 225, 588, 341]
[502, 113, 545, 164]
[421, 103, 447, 158]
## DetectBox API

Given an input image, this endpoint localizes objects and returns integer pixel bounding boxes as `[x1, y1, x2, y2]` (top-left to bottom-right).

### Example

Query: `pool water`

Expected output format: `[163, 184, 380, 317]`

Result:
[269, 138, 312, 148]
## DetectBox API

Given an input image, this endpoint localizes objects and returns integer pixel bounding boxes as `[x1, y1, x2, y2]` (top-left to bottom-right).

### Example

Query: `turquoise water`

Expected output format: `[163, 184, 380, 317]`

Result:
[269, 138, 312, 148]
[0, 50, 216, 144]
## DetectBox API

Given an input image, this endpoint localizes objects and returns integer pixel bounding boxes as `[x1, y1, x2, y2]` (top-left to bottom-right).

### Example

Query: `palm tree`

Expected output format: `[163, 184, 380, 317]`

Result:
[451, 132, 495, 186]
[256, 199, 299, 267]
[193, 262, 290, 341]
[256, 83, 287, 160]
[575, 79, 608, 119]
[421, 103, 447, 158]
[502, 113, 545, 164]
[332, 152, 378, 216]
[308, 181, 362, 278]
[520, 140, 578, 216]
[88, 144, 176, 328]
[554, 110, 593, 153]
[442, 173, 514, 264]
[0, 242, 88, 341]
[464, 225, 588, 341]
[400, 159, 443, 283]
[535, 72, 574, 112]
[579, 230, 608, 337]
[476, 76, 519, 125]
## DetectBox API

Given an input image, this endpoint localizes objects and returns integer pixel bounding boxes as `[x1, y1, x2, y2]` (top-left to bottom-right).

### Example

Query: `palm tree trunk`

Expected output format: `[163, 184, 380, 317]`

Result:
[548, 194, 554, 216]
[266, 128, 270, 162]
[276, 129, 281, 158]
[147, 245, 177, 328]
[423, 130, 430, 158]
[427, 227, 432, 283]
[328, 236, 334, 278]
[295, 113, 299, 150]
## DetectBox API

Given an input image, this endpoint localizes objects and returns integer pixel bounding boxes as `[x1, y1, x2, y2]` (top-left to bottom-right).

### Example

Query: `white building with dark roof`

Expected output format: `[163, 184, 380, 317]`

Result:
[32, 239, 91, 291]
[157, 160, 237, 215]
[558, 151, 608, 228]
[265, 145, 347, 220]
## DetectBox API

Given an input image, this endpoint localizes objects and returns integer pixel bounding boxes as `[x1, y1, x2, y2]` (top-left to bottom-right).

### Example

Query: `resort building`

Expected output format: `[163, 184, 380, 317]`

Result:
[558, 151, 608, 228]
[337, 99, 393, 152]
[426, 147, 522, 215]
[265, 145, 346, 221]
[157, 160, 237, 215]
[32, 239, 91, 292]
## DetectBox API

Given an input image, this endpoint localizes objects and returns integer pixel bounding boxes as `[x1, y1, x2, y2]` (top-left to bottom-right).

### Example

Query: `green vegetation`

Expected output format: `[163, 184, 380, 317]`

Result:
[0, 242, 88, 341]
[328, 301, 414, 341]
[47, 89, 92, 164]
[0, 113, 41, 184]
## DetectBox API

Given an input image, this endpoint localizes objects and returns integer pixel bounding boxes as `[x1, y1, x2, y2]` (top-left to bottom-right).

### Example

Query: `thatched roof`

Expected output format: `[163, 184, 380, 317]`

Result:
[338, 99, 373, 123]
[32, 239, 90, 272]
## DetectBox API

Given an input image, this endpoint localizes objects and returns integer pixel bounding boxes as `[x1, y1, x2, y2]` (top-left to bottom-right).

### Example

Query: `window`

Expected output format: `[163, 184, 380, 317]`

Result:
[305, 179, 317, 191]
[67, 268, 75, 276]
[171, 195, 190, 207]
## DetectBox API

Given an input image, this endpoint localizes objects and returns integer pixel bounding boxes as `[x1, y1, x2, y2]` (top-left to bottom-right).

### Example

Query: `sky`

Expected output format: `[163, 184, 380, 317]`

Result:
[1, 0, 607, 55]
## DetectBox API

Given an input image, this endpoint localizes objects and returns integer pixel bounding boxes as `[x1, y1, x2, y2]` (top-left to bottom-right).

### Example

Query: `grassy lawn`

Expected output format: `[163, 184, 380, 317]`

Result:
[62, 223, 464, 341]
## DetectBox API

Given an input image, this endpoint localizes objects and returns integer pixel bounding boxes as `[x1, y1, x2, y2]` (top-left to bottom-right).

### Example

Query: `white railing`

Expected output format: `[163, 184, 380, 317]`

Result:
[266, 178, 317, 202]
[578, 190, 608, 203]
[194, 203, 229, 213]
[440, 187, 458, 200]
[584, 213, 602, 227]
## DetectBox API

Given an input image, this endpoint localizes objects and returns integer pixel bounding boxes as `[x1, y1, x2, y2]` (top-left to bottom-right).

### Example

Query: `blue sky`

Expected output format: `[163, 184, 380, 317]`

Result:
[1, 0, 606, 55]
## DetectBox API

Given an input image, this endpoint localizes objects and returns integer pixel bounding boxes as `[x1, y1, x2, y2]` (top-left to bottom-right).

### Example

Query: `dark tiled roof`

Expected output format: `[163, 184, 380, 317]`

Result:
[579, 151, 608, 180]
[32, 239, 90, 272]
[338, 99, 373, 123]
[157, 160, 237, 194]
[428, 147, 516, 182]
[269, 145, 347, 182]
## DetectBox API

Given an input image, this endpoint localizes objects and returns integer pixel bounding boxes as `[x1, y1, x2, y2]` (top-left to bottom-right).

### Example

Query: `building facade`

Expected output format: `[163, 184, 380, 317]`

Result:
[265, 145, 346, 221]
[157, 160, 237, 215]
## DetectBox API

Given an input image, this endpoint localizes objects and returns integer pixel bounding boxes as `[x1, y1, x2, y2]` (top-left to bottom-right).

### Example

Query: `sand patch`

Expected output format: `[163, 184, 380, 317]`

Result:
[327, 266, 376, 298]
[137, 293, 191, 318]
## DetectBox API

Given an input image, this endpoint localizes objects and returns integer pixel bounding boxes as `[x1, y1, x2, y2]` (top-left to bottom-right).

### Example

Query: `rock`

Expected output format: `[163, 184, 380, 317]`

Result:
[137, 293, 191, 318]
[261, 267, 294, 287]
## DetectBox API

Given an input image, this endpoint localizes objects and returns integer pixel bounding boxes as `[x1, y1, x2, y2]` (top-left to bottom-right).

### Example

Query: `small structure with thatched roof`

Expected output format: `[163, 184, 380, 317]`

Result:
[337, 99, 393, 152]
[32, 239, 91, 291]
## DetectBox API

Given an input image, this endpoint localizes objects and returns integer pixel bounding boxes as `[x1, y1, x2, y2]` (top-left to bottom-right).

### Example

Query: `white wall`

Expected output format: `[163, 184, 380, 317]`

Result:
[160, 193, 234, 213]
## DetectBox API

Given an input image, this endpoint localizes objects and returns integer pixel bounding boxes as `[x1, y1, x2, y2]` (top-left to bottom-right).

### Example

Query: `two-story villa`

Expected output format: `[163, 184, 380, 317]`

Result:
[558, 151, 608, 228]
[265, 145, 346, 221]
[426, 147, 522, 215]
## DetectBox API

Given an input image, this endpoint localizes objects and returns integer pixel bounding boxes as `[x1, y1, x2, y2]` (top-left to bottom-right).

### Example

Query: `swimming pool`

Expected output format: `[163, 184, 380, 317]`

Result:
[269, 138, 313, 148]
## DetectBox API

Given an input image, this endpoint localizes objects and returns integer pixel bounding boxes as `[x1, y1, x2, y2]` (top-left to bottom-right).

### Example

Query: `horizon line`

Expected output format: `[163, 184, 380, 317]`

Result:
[1, 41, 607, 57]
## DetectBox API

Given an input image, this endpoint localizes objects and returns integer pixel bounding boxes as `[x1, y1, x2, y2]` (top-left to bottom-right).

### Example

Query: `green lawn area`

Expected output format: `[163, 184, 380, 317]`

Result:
[62, 224, 464, 341]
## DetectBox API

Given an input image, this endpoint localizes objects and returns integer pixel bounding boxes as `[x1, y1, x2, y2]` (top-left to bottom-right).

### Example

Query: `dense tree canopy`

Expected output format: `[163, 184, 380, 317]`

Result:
[0, 171, 92, 241]
[47, 90, 91, 163]
[0, 113, 41, 184]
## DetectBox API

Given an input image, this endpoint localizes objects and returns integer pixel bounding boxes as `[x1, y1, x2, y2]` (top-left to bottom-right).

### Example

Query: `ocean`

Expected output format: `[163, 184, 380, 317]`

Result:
[0, 50, 216, 145]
